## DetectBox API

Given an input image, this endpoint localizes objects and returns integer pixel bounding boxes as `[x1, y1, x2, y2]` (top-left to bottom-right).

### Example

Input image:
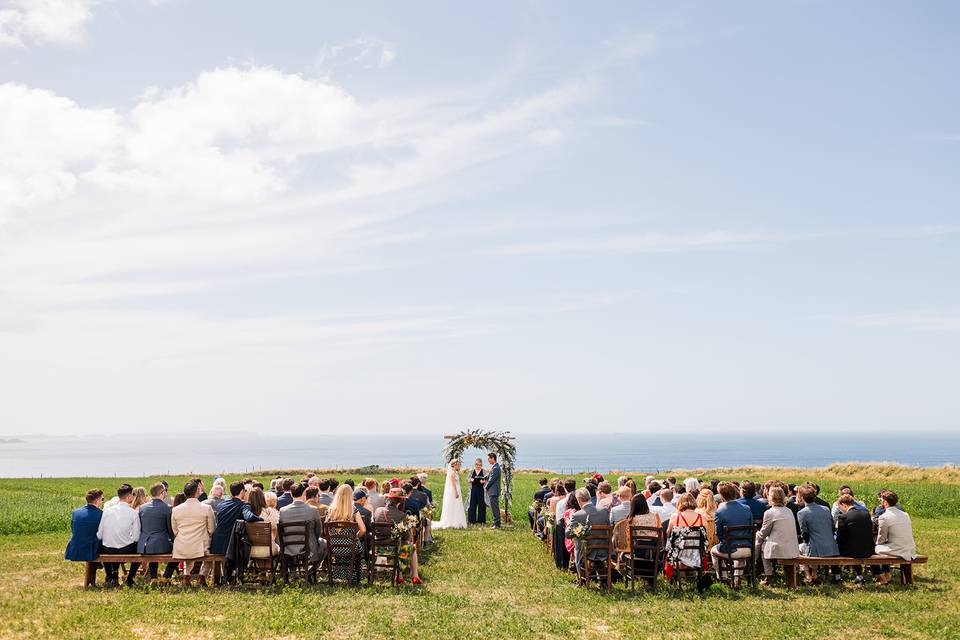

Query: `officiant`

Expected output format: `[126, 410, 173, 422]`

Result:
[467, 458, 487, 524]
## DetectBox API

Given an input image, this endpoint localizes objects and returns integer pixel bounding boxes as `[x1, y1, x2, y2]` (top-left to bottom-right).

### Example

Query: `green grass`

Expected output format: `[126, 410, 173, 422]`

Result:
[0, 468, 958, 639]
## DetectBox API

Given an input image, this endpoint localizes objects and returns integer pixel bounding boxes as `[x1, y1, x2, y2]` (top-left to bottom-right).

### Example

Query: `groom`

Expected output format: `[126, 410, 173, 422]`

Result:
[485, 452, 502, 529]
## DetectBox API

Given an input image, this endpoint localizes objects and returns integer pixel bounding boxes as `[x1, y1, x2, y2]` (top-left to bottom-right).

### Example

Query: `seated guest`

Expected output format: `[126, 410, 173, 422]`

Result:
[565, 488, 610, 576]
[873, 491, 916, 586]
[652, 488, 677, 522]
[683, 477, 701, 496]
[797, 483, 841, 584]
[363, 478, 385, 513]
[96, 483, 141, 588]
[374, 487, 423, 585]
[276, 479, 295, 509]
[326, 485, 366, 581]
[402, 482, 425, 516]
[595, 482, 614, 510]
[65, 489, 104, 569]
[247, 488, 279, 559]
[131, 486, 149, 511]
[609, 487, 633, 525]
[695, 488, 718, 549]
[642, 476, 656, 499]
[417, 473, 434, 504]
[664, 493, 708, 575]
[171, 480, 216, 586]
[279, 483, 327, 571]
[737, 480, 769, 520]
[755, 486, 800, 584]
[529, 478, 551, 528]
[646, 481, 663, 506]
[210, 480, 262, 558]
[202, 484, 224, 509]
[711, 482, 754, 586]
[317, 478, 335, 506]
[305, 486, 328, 518]
[408, 477, 430, 508]
[835, 493, 874, 584]
[831, 485, 868, 520]
[138, 482, 177, 581]
[560, 491, 582, 565]
[354, 489, 373, 542]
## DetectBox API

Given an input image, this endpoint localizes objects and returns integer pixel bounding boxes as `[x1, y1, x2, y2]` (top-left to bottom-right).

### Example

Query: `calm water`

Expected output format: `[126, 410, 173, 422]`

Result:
[0, 432, 957, 477]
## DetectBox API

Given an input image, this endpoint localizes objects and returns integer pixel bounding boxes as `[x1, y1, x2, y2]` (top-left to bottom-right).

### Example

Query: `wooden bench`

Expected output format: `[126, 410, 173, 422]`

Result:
[778, 555, 927, 587]
[81, 554, 227, 587]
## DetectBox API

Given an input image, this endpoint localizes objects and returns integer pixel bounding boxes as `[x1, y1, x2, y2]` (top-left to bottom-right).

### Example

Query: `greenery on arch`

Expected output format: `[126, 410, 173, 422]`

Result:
[443, 429, 516, 518]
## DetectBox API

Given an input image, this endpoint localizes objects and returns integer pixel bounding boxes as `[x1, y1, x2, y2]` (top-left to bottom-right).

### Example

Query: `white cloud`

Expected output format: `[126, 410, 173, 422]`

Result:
[496, 231, 806, 256]
[0, 0, 96, 47]
[317, 36, 398, 72]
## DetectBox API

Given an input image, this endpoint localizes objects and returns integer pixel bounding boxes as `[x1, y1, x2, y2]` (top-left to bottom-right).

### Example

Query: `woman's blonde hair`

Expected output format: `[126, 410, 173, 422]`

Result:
[327, 485, 356, 522]
[696, 488, 716, 514]
[264, 491, 278, 508]
[678, 492, 697, 511]
[768, 486, 786, 507]
[131, 486, 148, 510]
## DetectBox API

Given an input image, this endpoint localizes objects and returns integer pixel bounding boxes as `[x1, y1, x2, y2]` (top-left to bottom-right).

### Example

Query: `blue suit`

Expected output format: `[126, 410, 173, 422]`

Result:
[737, 496, 769, 520]
[210, 497, 261, 554]
[137, 498, 174, 554]
[715, 500, 754, 553]
[798, 502, 839, 557]
[65, 504, 102, 561]
[276, 491, 293, 509]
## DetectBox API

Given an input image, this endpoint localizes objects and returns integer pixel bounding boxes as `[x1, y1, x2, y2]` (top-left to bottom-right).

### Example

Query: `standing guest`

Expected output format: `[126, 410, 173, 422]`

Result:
[193, 478, 207, 503]
[247, 488, 279, 560]
[609, 486, 633, 525]
[711, 482, 754, 586]
[363, 479, 385, 513]
[65, 489, 104, 569]
[173, 493, 186, 507]
[737, 480, 769, 521]
[276, 479, 295, 509]
[485, 452, 503, 529]
[97, 484, 141, 588]
[754, 486, 800, 584]
[467, 458, 487, 525]
[417, 473, 433, 504]
[171, 480, 216, 586]
[797, 483, 841, 584]
[203, 484, 225, 509]
[695, 488, 719, 549]
[130, 486, 149, 511]
[873, 491, 916, 586]
[210, 480, 262, 557]
[595, 482, 614, 510]
[160, 481, 174, 506]
[565, 488, 610, 576]
[138, 482, 176, 581]
[831, 486, 868, 520]
[835, 494, 875, 584]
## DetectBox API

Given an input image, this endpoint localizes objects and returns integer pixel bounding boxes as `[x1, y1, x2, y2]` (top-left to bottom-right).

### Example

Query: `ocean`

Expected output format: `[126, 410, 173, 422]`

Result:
[0, 432, 957, 477]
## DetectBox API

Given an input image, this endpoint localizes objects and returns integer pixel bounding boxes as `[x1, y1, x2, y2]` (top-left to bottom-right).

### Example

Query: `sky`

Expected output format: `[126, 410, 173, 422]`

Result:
[0, 1, 958, 438]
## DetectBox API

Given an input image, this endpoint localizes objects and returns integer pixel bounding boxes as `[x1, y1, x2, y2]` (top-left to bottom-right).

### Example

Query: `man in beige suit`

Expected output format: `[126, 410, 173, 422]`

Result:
[172, 479, 216, 586]
[873, 491, 916, 585]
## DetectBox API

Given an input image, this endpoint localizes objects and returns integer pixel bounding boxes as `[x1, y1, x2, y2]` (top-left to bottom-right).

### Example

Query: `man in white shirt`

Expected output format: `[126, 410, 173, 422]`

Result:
[651, 488, 677, 523]
[96, 483, 141, 587]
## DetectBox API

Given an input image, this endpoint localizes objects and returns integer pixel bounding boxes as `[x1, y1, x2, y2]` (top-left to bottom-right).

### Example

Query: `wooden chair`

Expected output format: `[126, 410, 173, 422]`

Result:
[243, 521, 277, 585]
[581, 524, 613, 588]
[322, 521, 361, 586]
[622, 525, 662, 591]
[669, 528, 706, 590]
[713, 524, 756, 588]
[278, 520, 318, 584]
[368, 522, 400, 586]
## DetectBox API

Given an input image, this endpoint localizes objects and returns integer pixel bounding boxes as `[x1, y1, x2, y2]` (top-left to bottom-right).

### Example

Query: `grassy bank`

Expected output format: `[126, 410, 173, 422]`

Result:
[0, 466, 958, 639]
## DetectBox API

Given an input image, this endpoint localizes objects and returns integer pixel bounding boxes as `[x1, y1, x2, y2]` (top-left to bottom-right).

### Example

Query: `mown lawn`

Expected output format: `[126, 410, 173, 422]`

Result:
[0, 468, 958, 639]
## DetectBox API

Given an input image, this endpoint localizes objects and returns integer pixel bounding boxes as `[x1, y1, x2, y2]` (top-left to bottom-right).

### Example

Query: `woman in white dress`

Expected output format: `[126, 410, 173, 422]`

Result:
[433, 459, 469, 529]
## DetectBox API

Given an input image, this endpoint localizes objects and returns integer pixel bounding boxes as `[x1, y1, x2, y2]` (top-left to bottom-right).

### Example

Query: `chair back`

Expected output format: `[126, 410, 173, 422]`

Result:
[630, 525, 663, 580]
[724, 524, 755, 551]
[324, 521, 359, 556]
[584, 524, 612, 555]
[278, 521, 309, 556]
[678, 526, 706, 553]
[245, 521, 274, 547]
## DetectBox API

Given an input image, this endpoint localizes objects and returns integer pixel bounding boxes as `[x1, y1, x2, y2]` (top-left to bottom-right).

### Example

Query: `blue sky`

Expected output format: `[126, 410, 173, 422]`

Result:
[0, 1, 957, 436]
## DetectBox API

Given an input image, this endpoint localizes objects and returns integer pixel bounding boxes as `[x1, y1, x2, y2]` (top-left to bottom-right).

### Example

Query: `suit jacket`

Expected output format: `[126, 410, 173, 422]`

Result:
[365, 491, 385, 513]
[534, 486, 551, 502]
[65, 504, 102, 561]
[755, 506, 800, 560]
[317, 492, 334, 507]
[715, 500, 755, 553]
[211, 497, 261, 555]
[137, 498, 174, 554]
[485, 463, 502, 497]
[276, 492, 293, 509]
[737, 496, 769, 520]
[202, 496, 223, 510]
[565, 503, 611, 562]
[875, 507, 916, 560]
[279, 501, 325, 561]
[798, 503, 839, 557]
[836, 507, 874, 558]
[171, 498, 216, 559]
[403, 492, 426, 516]
[420, 486, 433, 504]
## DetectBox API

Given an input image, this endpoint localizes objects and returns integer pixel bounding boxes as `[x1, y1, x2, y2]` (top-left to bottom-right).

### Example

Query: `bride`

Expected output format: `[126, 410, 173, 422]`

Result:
[433, 459, 468, 529]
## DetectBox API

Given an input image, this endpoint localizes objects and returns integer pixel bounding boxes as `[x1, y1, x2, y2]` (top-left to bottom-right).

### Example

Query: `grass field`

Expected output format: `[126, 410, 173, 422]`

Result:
[0, 465, 958, 639]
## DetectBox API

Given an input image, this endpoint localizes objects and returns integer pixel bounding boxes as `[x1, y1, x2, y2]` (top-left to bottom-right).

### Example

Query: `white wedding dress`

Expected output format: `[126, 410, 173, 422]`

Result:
[433, 463, 468, 529]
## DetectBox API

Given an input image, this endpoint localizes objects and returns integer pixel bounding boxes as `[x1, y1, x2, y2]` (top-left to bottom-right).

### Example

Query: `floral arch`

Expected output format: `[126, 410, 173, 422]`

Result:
[443, 429, 516, 521]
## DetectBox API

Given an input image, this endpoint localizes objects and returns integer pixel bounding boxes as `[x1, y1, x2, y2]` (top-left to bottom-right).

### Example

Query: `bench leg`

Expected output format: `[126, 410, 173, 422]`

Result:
[900, 563, 912, 585]
[83, 561, 98, 587]
[785, 563, 797, 588]
[212, 560, 222, 586]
